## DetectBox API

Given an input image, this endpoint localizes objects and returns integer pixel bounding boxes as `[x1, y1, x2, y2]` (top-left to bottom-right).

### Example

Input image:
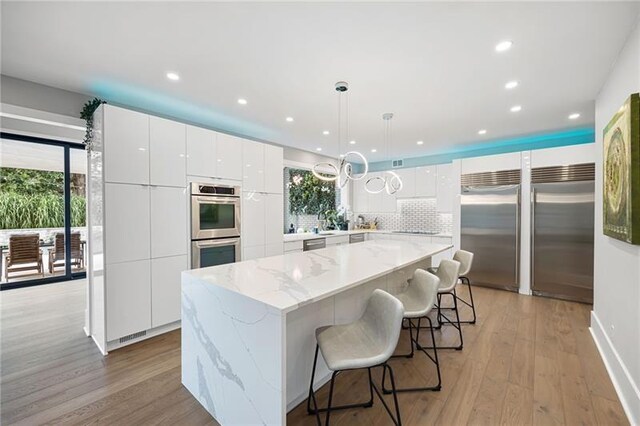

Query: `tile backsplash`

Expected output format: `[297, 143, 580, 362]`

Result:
[356, 198, 452, 234]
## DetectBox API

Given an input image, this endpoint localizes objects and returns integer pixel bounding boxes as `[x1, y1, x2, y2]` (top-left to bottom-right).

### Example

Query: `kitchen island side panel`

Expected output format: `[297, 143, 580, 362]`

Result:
[181, 274, 286, 425]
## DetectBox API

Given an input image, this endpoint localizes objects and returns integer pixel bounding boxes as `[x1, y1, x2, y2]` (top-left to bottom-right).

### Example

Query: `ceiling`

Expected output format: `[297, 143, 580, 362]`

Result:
[2, 2, 639, 162]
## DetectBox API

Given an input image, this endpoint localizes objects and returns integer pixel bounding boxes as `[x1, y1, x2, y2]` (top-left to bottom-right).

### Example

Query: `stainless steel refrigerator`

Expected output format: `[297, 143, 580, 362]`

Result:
[461, 170, 521, 291]
[531, 163, 595, 303]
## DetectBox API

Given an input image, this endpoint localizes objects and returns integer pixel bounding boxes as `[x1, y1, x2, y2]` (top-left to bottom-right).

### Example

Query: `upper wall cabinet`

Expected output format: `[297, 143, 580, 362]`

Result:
[104, 105, 150, 185]
[186, 125, 216, 178]
[415, 166, 437, 197]
[216, 133, 243, 181]
[150, 116, 186, 187]
[394, 168, 416, 198]
[436, 163, 453, 212]
[264, 144, 284, 194]
[242, 140, 265, 192]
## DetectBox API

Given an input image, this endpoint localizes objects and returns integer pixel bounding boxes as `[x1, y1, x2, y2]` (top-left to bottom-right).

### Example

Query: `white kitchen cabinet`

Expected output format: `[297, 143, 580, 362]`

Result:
[150, 186, 188, 258]
[106, 259, 151, 341]
[264, 144, 284, 194]
[382, 191, 397, 213]
[367, 173, 383, 212]
[104, 105, 149, 185]
[415, 166, 437, 197]
[216, 133, 243, 180]
[105, 183, 150, 264]
[243, 245, 265, 261]
[265, 194, 284, 246]
[150, 116, 186, 187]
[242, 140, 265, 192]
[265, 243, 284, 257]
[395, 168, 416, 198]
[284, 240, 303, 252]
[186, 125, 216, 178]
[326, 235, 350, 246]
[242, 192, 266, 248]
[353, 178, 369, 213]
[436, 163, 454, 212]
[151, 255, 188, 327]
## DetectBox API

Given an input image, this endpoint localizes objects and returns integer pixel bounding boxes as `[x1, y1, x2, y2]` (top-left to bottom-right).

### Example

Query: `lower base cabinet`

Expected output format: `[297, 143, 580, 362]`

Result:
[265, 243, 284, 257]
[151, 255, 188, 327]
[106, 259, 151, 341]
[243, 245, 265, 261]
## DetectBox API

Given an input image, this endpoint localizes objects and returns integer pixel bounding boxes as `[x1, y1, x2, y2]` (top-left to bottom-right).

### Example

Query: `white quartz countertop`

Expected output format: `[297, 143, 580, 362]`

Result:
[184, 240, 452, 314]
[283, 230, 452, 242]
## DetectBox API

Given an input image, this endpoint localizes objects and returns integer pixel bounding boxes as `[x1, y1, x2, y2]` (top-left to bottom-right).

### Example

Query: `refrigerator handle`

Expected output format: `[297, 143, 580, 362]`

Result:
[530, 187, 536, 292]
[515, 187, 521, 285]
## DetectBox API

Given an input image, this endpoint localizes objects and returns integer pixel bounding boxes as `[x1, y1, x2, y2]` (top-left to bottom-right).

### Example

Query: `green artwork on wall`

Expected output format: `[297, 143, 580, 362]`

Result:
[603, 93, 640, 244]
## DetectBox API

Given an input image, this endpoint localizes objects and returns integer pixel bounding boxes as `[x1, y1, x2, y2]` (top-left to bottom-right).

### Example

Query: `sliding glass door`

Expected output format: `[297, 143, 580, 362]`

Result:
[0, 133, 87, 290]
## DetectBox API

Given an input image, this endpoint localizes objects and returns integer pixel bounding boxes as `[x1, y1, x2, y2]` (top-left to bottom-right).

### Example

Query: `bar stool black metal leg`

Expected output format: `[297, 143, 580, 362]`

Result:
[455, 276, 477, 324]
[324, 371, 338, 426]
[391, 316, 415, 358]
[307, 345, 321, 419]
[385, 364, 403, 426]
[423, 292, 463, 350]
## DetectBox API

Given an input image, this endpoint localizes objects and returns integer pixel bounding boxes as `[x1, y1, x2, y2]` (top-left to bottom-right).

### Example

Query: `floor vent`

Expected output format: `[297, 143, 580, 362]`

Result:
[119, 330, 146, 344]
[392, 159, 404, 168]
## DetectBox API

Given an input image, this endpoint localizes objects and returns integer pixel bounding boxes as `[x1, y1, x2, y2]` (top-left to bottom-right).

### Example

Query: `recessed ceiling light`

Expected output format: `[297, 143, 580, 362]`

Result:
[568, 113, 580, 120]
[417, 140, 424, 145]
[237, 98, 247, 105]
[505, 80, 519, 89]
[495, 40, 513, 52]
[316, 147, 322, 152]
[478, 129, 487, 135]
[510, 105, 522, 112]
[286, 117, 294, 122]
[323, 130, 330, 135]
[371, 148, 377, 153]
[349, 140, 356, 145]
[166, 72, 180, 81]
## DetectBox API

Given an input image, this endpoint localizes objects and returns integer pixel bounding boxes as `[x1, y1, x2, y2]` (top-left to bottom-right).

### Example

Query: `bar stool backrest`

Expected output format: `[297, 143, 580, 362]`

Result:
[453, 250, 474, 276]
[436, 259, 461, 292]
[361, 289, 405, 364]
[411, 269, 440, 316]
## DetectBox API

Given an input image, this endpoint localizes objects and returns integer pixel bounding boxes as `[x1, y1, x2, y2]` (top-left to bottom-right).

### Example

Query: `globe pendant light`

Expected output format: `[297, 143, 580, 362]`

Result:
[312, 82, 369, 187]
[365, 113, 403, 194]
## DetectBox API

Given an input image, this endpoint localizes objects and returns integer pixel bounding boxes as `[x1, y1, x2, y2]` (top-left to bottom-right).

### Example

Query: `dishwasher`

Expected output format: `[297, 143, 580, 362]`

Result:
[303, 238, 326, 251]
[349, 233, 365, 244]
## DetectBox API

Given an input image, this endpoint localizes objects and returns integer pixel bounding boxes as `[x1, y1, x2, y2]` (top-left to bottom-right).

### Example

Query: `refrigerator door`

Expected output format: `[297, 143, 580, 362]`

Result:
[531, 181, 594, 303]
[461, 185, 520, 291]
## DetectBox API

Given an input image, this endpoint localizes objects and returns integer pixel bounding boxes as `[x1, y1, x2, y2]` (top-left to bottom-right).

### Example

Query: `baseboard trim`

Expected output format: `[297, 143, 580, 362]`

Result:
[590, 311, 640, 425]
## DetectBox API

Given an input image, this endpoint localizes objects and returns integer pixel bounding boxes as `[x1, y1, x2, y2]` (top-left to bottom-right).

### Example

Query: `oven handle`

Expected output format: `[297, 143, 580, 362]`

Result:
[194, 196, 239, 204]
[194, 238, 240, 248]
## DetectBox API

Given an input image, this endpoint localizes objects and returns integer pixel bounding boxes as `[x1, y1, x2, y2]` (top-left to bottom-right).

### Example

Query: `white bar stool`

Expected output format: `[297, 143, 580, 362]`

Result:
[431, 259, 464, 350]
[453, 250, 476, 324]
[383, 269, 442, 393]
[307, 289, 405, 426]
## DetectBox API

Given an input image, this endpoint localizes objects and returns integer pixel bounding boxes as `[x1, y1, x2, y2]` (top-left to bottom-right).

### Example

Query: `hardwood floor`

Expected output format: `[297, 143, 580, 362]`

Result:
[0, 279, 627, 425]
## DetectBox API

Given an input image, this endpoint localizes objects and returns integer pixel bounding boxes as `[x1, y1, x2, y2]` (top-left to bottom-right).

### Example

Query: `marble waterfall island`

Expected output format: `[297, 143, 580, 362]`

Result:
[182, 239, 452, 425]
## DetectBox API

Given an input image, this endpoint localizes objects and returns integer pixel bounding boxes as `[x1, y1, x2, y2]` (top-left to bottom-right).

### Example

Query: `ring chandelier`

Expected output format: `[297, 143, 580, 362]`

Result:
[312, 82, 369, 187]
[365, 113, 403, 195]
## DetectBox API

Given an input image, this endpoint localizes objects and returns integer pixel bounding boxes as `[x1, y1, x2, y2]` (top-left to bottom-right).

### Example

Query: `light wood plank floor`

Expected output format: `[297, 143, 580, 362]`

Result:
[1, 279, 628, 425]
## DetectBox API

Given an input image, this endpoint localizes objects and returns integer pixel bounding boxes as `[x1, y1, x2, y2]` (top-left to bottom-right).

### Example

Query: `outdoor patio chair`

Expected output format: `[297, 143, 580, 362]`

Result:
[4, 234, 44, 281]
[48, 232, 84, 273]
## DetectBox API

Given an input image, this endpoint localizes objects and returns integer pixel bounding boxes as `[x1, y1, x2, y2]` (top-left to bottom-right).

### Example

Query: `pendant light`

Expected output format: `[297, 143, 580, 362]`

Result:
[365, 113, 403, 194]
[312, 82, 369, 187]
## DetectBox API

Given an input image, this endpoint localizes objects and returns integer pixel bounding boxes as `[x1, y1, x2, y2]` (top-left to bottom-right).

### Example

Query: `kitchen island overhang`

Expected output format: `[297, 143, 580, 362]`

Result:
[182, 240, 452, 425]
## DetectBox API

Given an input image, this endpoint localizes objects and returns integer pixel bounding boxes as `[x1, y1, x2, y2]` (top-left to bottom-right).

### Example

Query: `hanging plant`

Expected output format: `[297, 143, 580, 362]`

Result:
[80, 97, 105, 151]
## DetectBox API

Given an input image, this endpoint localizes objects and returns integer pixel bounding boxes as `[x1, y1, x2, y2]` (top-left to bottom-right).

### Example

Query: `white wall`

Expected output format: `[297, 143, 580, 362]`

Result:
[591, 17, 640, 425]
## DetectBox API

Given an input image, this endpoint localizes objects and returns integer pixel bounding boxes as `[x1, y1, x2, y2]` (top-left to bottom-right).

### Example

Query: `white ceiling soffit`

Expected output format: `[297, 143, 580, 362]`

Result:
[2, 2, 639, 160]
[0, 138, 87, 174]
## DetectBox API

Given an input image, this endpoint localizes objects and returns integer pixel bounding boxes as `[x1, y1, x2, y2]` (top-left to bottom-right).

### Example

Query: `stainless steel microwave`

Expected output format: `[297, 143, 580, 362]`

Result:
[190, 183, 241, 240]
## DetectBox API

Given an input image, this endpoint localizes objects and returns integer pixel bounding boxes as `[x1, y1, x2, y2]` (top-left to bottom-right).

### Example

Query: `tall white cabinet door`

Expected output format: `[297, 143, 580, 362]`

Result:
[415, 166, 437, 197]
[382, 192, 397, 213]
[216, 133, 243, 180]
[395, 168, 416, 198]
[265, 194, 284, 246]
[151, 255, 188, 327]
[106, 259, 151, 341]
[242, 192, 266, 247]
[186, 125, 216, 178]
[243, 245, 265, 261]
[104, 106, 149, 185]
[264, 144, 284, 194]
[436, 163, 454, 212]
[105, 183, 150, 264]
[150, 116, 186, 187]
[353, 179, 369, 213]
[242, 140, 265, 192]
[150, 186, 188, 258]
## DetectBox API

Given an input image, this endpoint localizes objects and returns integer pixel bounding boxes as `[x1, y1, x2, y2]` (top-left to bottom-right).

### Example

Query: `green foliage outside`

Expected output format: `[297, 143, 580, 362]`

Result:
[287, 168, 336, 215]
[0, 167, 86, 229]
